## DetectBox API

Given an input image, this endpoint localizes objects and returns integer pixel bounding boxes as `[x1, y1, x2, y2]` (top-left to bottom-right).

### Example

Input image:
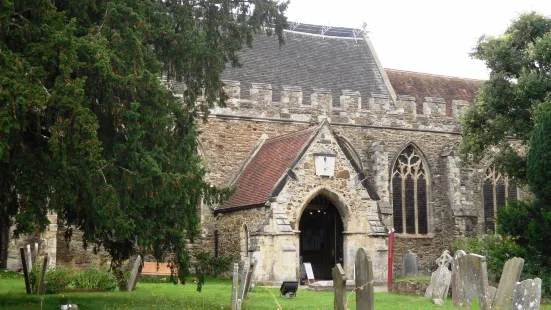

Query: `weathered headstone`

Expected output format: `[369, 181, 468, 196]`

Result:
[231, 263, 239, 310]
[19, 247, 31, 294]
[401, 250, 419, 277]
[26, 244, 32, 271]
[486, 286, 497, 306]
[243, 259, 257, 299]
[513, 278, 541, 310]
[33, 243, 39, 263]
[237, 257, 250, 309]
[332, 263, 347, 310]
[425, 250, 453, 305]
[126, 255, 142, 292]
[455, 253, 490, 310]
[451, 250, 466, 307]
[355, 247, 374, 310]
[493, 257, 524, 309]
[38, 253, 49, 295]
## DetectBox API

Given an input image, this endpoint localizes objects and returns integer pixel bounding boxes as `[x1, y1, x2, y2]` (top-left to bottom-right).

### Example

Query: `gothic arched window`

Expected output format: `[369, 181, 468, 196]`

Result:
[483, 166, 518, 233]
[391, 145, 429, 235]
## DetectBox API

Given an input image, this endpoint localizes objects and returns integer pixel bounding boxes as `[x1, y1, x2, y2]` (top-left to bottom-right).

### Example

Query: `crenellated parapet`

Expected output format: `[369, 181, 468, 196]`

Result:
[174, 79, 474, 133]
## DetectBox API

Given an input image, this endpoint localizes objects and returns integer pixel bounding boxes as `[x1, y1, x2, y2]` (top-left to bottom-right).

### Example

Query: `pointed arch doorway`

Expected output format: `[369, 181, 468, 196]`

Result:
[299, 195, 344, 280]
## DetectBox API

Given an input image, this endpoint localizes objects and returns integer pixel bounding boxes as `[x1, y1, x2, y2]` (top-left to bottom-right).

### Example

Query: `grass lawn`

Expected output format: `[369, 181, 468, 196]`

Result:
[0, 270, 547, 309]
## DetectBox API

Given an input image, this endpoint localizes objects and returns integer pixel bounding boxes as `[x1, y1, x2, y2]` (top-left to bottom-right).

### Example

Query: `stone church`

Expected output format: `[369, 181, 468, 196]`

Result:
[1, 23, 522, 284]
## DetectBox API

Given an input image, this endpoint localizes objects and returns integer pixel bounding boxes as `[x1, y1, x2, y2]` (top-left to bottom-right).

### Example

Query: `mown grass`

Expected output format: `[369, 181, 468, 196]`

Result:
[0, 270, 548, 309]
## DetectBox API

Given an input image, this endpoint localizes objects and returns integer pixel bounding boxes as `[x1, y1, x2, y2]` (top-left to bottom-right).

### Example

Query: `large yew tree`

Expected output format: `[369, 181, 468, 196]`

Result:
[0, 0, 287, 285]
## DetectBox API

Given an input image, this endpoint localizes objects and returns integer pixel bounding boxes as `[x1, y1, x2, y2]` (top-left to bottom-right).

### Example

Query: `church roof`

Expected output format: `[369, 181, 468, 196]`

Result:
[385, 69, 484, 113]
[221, 27, 391, 105]
[218, 126, 319, 210]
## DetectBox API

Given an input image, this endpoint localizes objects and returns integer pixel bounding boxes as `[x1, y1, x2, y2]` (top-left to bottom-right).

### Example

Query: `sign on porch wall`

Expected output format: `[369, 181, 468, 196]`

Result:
[303, 262, 315, 284]
[314, 153, 336, 177]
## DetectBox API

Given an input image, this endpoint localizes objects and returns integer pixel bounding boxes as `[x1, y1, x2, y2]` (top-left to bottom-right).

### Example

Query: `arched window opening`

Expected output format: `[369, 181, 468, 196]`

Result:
[391, 145, 429, 235]
[240, 224, 249, 260]
[483, 166, 518, 233]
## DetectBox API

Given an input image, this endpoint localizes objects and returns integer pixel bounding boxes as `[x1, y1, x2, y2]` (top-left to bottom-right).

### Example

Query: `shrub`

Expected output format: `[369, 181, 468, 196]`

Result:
[44, 266, 73, 294]
[28, 260, 42, 293]
[28, 261, 72, 294]
[194, 251, 232, 277]
[72, 265, 117, 291]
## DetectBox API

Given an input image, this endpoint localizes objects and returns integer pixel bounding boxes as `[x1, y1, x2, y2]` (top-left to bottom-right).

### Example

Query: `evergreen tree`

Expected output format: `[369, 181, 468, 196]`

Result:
[461, 12, 551, 182]
[0, 0, 287, 288]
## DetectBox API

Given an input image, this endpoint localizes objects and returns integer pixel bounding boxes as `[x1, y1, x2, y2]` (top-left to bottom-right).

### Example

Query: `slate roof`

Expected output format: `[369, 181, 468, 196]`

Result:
[221, 27, 391, 105]
[218, 127, 318, 210]
[385, 69, 485, 114]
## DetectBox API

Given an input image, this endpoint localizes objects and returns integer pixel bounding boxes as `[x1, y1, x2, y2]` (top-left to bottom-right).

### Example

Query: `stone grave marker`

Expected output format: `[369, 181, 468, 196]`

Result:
[493, 257, 524, 309]
[456, 253, 490, 310]
[26, 244, 33, 271]
[513, 278, 541, 310]
[451, 250, 466, 307]
[237, 257, 250, 310]
[332, 263, 347, 310]
[126, 255, 142, 292]
[355, 247, 374, 310]
[243, 259, 257, 299]
[38, 253, 49, 295]
[486, 286, 497, 306]
[231, 263, 239, 310]
[425, 250, 453, 305]
[401, 250, 419, 277]
[33, 242, 38, 263]
[19, 247, 31, 294]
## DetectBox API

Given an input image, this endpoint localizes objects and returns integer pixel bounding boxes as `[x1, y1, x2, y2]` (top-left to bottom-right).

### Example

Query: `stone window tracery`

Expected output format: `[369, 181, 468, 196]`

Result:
[483, 166, 518, 233]
[391, 145, 429, 234]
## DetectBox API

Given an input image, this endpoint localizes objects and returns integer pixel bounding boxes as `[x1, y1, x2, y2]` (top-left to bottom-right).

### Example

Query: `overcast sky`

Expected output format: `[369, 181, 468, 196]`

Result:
[285, 0, 551, 80]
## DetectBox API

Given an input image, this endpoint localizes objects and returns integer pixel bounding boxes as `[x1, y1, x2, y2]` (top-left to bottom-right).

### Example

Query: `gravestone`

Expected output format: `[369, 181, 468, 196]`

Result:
[126, 255, 142, 292]
[455, 253, 490, 310]
[237, 257, 250, 310]
[424, 250, 453, 304]
[19, 247, 31, 294]
[486, 286, 497, 306]
[493, 257, 524, 309]
[231, 263, 239, 310]
[26, 244, 33, 271]
[513, 278, 541, 310]
[33, 243, 39, 263]
[38, 254, 49, 295]
[401, 250, 419, 277]
[355, 247, 374, 310]
[451, 250, 466, 307]
[243, 259, 257, 299]
[332, 264, 347, 310]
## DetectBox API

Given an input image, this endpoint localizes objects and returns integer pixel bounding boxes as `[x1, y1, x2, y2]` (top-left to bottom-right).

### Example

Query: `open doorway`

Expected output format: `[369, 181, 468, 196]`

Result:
[299, 195, 344, 280]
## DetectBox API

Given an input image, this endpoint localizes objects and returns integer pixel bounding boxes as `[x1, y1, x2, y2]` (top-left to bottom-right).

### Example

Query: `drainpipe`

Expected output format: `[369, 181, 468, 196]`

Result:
[387, 228, 395, 287]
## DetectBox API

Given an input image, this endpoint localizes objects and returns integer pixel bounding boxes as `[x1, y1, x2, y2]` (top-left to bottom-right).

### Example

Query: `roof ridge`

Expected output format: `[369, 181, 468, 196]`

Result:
[385, 68, 486, 82]
[264, 126, 318, 143]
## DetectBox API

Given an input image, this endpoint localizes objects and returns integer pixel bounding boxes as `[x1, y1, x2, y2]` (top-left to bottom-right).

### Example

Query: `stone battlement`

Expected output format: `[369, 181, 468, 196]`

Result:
[167, 79, 472, 133]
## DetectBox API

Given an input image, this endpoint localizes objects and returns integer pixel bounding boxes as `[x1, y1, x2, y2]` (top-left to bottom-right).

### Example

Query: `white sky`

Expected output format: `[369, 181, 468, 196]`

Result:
[286, 0, 551, 80]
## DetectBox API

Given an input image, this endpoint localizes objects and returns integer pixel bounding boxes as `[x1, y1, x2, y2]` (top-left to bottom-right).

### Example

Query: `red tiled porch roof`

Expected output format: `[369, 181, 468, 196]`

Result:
[218, 127, 318, 210]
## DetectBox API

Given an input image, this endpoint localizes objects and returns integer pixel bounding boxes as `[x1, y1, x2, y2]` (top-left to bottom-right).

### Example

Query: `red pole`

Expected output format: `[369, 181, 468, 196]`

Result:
[387, 228, 395, 287]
